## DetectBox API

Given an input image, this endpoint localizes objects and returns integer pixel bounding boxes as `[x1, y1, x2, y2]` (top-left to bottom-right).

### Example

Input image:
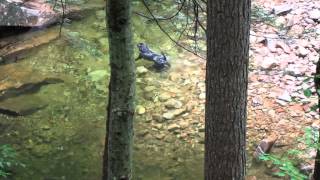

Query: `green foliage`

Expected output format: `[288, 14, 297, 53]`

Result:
[259, 127, 320, 180]
[259, 153, 308, 180]
[0, 145, 25, 178]
[251, 5, 276, 26]
[299, 127, 320, 149]
[302, 75, 319, 111]
[303, 88, 312, 98]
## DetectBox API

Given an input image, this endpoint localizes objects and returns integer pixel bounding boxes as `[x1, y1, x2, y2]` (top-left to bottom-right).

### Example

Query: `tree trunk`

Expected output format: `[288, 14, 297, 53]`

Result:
[205, 0, 251, 179]
[102, 0, 135, 179]
[313, 57, 320, 180]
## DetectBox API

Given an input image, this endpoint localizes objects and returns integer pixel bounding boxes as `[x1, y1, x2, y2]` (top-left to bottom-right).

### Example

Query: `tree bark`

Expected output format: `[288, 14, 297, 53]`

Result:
[102, 0, 135, 179]
[205, 0, 251, 180]
[313, 57, 320, 180]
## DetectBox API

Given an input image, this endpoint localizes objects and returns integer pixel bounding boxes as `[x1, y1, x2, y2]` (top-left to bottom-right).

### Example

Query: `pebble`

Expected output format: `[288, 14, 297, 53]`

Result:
[296, 46, 309, 57]
[260, 57, 279, 70]
[179, 121, 190, 129]
[272, 4, 293, 16]
[277, 91, 292, 102]
[159, 93, 171, 102]
[136, 66, 148, 75]
[144, 86, 156, 92]
[167, 124, 180, 132]
[136, 105, 146, 115]
[309, 9, 320, 20]
[199, 93, 206, 100]
[41, 125, 50, 130]
[198, 126, 205, 132]
[155, 133, 166, 140]
[152, 114, 163, 122]
[164, 99, 183, 109]
[153, 123, 163, 130]
[276, 99, 288, 106]
[285, 66, 305, 77]
[163, 112, 175, 120]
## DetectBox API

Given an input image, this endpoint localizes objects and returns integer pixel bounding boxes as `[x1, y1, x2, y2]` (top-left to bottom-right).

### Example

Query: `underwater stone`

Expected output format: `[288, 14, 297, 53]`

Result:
[167, 124, 180, 132]
[155, 133, 166, 140]
[152, 114, 163, 122]
[144, 86, 156, 92]
[198, 125, 205, 132]
[41, 125, 51, 131]
[143, 92, 154, 101]
[164, 99, 183, 109]
[136, 105, 146, 115]
[158, 92, 171, 102]
[95, 10, 105, 20]
[163, 112, 175, 120]
[136, 66, 148, 75]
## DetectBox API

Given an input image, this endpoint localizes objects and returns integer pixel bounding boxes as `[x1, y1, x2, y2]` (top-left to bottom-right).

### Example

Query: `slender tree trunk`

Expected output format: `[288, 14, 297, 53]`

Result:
[205, 0, 250, 179]
[313, 57, 320, 180]
[102, 0, 135, 179]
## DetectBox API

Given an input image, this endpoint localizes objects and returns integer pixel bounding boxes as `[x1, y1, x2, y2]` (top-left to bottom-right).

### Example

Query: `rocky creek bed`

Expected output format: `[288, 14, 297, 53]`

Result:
[0, 0, 320, 179]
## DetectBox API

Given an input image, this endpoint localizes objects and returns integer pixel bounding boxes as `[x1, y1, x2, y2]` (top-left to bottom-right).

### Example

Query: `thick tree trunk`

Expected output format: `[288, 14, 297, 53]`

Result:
[205, 0, 251, 180]
[313, 58, 320, 180]
[102, 0, 135, 179]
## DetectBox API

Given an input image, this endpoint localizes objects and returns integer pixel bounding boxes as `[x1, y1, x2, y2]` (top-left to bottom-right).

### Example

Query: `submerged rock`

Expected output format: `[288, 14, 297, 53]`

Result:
[64, 30, 104, 59]
[152, 114, 163, 122]
[136, 105, 146, 115]
[167, 124, 180, 132]
[0, 95, 48, 116]
[0, 63, 63, 101]
[136, 66, 148, 75]
[164, 99, 183, 109]
[163, 112, 175, 120]
[144, 86, 156, 92]
[95, 10, 105, 20]
[159, 92, 171, 102]
[0, 63, 63, 116]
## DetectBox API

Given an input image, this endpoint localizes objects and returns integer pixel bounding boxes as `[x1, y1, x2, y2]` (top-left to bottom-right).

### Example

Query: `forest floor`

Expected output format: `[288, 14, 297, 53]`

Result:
[247, 0, 320, 156]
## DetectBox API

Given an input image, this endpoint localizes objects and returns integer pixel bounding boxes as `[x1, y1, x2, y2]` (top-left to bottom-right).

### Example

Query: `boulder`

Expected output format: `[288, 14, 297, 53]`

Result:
[0, 0, 101, 28]
[0, 28, 59, 63]
[0, 95, 47, 116]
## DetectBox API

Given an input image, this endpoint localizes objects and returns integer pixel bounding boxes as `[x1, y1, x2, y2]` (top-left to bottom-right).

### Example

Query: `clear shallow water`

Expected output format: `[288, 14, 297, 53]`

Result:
[0, 1, 205, 180]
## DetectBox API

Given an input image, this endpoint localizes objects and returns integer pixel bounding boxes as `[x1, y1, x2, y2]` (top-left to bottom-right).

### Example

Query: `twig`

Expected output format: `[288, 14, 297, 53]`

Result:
[133, 0, 185, 21]
[141, 0, 205, 59]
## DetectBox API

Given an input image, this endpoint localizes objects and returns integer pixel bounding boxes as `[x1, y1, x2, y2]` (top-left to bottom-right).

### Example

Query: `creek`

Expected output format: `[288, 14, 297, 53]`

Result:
[0, 1, 280, 179]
